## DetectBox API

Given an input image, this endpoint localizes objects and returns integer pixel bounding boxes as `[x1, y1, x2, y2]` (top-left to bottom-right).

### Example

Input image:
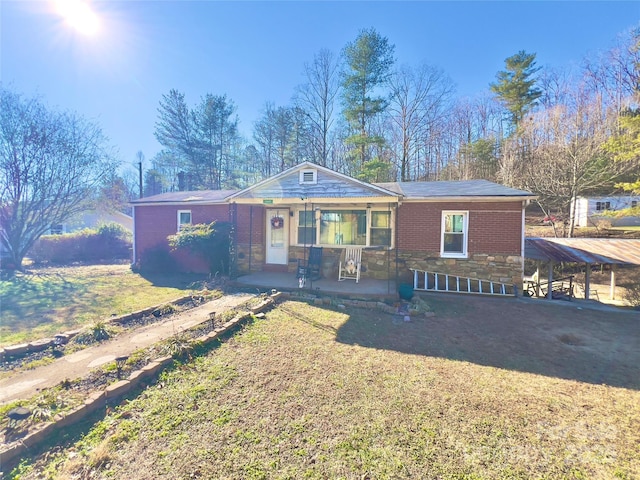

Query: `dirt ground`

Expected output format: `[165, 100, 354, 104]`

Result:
[337, 293, 640, 390]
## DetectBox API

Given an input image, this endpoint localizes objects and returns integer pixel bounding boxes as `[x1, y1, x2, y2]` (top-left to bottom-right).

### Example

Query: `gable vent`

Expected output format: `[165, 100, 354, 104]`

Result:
[299, 169, 317, 185]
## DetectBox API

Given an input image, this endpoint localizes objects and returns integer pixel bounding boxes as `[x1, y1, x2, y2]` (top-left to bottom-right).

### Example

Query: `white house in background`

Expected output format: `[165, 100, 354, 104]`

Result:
[572, 194, 640, 227]
[48, 210, 133, 235]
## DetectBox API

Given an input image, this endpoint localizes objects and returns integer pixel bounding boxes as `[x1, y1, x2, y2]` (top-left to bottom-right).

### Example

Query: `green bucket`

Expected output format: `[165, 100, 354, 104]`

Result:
[398, 283, 414, 301]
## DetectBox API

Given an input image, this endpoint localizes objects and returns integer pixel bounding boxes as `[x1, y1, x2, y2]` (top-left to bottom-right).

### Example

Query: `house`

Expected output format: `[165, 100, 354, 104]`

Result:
[131, 162, 535, 287]
[47, 209, 133, 235]
[572, 194, 640, 227]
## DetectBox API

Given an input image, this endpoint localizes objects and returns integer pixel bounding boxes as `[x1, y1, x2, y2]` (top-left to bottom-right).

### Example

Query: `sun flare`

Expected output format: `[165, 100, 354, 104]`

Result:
[54, 0, 100, 36]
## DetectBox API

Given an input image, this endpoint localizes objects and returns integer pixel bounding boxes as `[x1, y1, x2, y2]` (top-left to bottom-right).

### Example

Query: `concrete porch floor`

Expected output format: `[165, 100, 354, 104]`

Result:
[232, 272, 399, 299]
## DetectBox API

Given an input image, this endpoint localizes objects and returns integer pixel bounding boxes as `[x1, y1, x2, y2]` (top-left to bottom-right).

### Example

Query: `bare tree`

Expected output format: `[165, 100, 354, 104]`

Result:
[502, 89, 628, 236]
[583, 27, 640, 112]
[0, 87, 116, 268]
[386, 63, 455, 181]
[295, 49, 341, 166]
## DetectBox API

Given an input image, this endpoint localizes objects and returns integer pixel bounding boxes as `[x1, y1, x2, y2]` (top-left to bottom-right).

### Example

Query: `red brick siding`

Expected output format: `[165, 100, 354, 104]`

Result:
[235, 205, 265, 245]
[397, 201, 523, 255]
[134, 204, 230, 272]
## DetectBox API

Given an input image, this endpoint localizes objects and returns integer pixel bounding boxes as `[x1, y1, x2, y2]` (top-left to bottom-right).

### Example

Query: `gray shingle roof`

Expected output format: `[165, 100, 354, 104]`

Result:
[131, 180, 533, 206]
[131, 190, 238, 204]
[374, 179, 534, 198]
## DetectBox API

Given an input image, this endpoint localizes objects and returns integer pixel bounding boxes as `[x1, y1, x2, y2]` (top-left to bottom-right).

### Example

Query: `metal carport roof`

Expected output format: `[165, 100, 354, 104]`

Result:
[524, 237, 640, 302]
[525, 238, 640, 266]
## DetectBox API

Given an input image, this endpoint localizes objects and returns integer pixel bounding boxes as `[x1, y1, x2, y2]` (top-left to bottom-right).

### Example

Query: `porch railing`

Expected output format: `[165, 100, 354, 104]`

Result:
[410, 268, 517, 297]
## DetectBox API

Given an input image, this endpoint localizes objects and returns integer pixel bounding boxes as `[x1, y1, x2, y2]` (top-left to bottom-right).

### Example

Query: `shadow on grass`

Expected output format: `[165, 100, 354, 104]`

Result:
[138, 271, 210, 289]
[0, 273, 89, 333]
[334, 294, 640, 390]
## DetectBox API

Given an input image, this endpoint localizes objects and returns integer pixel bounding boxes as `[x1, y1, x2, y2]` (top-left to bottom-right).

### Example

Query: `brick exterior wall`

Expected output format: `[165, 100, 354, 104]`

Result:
[235, 205, 266, 274]
[134, 204, 230, 273]
[135, 200, 525, 284]
[394, 201, 524, 285]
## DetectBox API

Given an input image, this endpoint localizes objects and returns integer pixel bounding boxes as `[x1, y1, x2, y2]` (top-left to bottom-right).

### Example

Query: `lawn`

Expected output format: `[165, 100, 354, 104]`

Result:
[15, 296, 640, 479]
[0, 265, 210, 346]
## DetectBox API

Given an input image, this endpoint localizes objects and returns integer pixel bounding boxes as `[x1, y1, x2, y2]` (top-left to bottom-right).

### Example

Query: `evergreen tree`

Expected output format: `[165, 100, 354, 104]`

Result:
[490, 50, 542, 131]
[341, 28, 395, 172]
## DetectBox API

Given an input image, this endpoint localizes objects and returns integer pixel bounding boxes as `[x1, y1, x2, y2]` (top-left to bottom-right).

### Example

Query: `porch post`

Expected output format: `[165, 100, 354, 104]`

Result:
[547, 261, 554, 300]
[535, 261, 541, 297]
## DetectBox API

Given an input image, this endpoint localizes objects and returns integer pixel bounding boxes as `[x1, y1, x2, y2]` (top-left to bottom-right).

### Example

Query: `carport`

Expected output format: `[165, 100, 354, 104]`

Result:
[524, 238, 640, 300]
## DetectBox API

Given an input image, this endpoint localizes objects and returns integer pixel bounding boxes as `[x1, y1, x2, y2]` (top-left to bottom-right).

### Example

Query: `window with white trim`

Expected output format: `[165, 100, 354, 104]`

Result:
[441, 211, 468, 258]
[299, 169, 317, 185]
[177, 210, 192, 231]
[295, 207, 393, 247]
[632, 200, 638, 208]
[595, 201, 611, 211]
[297, 210, 317, 244]
[370, 211, 392, 246]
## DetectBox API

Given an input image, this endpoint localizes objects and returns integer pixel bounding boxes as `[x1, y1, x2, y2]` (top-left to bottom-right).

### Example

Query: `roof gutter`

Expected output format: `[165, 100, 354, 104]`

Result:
[401, 195, 537, 203]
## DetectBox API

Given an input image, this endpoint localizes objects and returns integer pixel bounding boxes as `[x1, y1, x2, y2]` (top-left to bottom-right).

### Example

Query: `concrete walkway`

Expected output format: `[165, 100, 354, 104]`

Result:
[0, 293, 254, 405]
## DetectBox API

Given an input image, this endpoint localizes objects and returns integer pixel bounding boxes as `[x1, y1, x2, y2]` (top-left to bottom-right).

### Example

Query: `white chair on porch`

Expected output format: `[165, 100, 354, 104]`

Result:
[338, 246, 362, 283]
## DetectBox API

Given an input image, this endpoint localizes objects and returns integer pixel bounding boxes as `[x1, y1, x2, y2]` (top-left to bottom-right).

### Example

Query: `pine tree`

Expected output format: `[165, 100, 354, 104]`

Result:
[341, 28, 395, 172]
[490, 50, 542, 132]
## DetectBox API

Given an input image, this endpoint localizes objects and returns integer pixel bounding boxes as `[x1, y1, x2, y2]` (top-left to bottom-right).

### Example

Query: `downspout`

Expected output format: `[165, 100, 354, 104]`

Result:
[386, 202, 391, 295]
[131, 206, 136, 266]
[249, 205, 253, 273]
[521, 200, 527, 296]
[395, 200, 400, 296]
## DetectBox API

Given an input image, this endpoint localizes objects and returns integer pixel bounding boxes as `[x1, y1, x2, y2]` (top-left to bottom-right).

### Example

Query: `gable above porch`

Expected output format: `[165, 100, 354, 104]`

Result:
[228, 162, 400, 205]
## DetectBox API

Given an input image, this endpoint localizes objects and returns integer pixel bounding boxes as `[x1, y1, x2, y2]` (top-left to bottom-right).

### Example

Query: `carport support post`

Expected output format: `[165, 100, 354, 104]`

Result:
[535, 261, 541, 297]
[547, 261, 554, 300]
[584, 263, 591, 300]
[610, 265, 617, 300]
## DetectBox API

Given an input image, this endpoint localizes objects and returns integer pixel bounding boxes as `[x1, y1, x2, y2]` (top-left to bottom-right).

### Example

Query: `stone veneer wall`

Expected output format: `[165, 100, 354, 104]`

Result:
[235, 243, 265, 274]
[396, 250, 523, 286]
[236, 244, 523, 287]
[339, 248, 522, 286]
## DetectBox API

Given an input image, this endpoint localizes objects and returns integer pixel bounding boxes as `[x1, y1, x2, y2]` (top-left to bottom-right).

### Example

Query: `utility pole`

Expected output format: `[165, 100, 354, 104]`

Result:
[138, 162, 143, 199]
[136, 151, 145, 199]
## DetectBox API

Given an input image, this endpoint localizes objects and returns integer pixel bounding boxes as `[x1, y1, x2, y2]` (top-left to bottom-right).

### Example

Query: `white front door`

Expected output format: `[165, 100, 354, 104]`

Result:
[266, 209, 288, 265]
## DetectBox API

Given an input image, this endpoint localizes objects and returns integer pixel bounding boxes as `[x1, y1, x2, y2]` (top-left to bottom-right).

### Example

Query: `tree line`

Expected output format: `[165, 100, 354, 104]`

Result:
[2, 26, 639, 268]
[147, 27, 640, 233]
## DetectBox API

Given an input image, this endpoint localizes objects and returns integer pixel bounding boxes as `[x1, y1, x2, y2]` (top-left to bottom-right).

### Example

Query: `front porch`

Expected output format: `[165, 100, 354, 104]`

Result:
[232, 271, 398, 299]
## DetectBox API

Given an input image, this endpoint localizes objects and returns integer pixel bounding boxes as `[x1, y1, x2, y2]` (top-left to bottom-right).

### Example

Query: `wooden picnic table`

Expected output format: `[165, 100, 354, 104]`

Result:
[525, 275, 575, 300]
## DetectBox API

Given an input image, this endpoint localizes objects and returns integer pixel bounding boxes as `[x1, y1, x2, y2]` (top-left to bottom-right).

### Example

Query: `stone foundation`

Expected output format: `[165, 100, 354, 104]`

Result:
[235, 244, 523, 286]
[396, 251, 523, 285]
[236, 243, 265, 274]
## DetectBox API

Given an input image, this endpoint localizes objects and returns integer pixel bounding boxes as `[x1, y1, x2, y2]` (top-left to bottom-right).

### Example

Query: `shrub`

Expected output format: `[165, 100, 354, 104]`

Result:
[622, 270, 640, 309]
[72, 321, 113, 345]
[168, 221, 231, 274]
[624, 285, 640, 309]
[137, 245, 177, 273]
[29, 223, 132, 264]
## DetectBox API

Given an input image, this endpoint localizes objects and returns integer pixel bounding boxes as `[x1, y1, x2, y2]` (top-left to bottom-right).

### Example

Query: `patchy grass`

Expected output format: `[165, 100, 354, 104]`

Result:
[0, 265, 210, 346]
[14, 298, 640, 479]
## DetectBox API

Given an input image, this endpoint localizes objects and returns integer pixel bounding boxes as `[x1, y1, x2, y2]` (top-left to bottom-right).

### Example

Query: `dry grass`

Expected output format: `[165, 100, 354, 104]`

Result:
[14, 298, 640, 479]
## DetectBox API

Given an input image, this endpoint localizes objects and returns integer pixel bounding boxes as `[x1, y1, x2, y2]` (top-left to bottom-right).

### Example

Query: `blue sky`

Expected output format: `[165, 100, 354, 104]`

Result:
[2, 1, 639, 171]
